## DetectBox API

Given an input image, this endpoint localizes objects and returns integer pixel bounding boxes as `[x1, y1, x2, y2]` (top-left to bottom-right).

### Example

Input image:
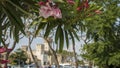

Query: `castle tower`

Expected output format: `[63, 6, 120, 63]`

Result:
[21, 45, 28, 51]
[36, 44, 44, 54]
[44, 41, 50, 52]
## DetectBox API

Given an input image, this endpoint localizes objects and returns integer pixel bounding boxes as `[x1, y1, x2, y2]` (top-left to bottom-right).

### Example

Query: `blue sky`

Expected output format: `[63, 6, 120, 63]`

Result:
[12, 36, 84, 55]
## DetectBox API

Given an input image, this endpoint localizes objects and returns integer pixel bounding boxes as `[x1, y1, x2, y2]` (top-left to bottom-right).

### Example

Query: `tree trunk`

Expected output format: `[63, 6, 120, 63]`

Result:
[73, 44, 78, 68]
[28, 37, 39, 68]
[45, 38, 60, 68]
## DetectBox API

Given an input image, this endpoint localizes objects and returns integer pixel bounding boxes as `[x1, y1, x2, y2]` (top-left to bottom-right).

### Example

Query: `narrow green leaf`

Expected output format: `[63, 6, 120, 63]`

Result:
[44, 23, 57, 38]
[7, 0, 30, 15]
[65, 30, 69, 49]
[59, 26, 64, 52]
[55, 26, 60, 44]
[68, 30, 75, 45]
[72, 29, 80, 41]
[14, 26, 19, 42]
[35, 23, 46, 36]
[2, 3, 25, 35]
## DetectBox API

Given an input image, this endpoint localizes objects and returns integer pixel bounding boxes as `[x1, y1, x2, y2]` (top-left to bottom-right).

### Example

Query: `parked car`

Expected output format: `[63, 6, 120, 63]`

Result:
[59, 63, 73, 68]
[24, 63, 42, 68]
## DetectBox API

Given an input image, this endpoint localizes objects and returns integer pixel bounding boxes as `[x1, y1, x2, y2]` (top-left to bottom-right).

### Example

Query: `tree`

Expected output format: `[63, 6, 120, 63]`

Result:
[1, 0, 104, 68]
[57, 50, 74, 63]
[82, 0, 120, 68]
[32, 0, 101, 68]
[0, 0, 37, 43]
[0, 0, 37, 67]
[9, 49, 28, 66]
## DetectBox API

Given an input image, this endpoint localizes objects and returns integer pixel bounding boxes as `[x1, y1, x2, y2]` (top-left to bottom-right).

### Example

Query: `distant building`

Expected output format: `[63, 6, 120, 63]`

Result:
[21, 41, 64, 66]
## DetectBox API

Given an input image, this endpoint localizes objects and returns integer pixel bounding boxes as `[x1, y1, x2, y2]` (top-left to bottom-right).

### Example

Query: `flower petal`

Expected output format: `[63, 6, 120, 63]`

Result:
[67, 0, 75, 4]
[51, 7, 62, 19]
[0, 48, 6, 53]
[0, 60, 9, 64]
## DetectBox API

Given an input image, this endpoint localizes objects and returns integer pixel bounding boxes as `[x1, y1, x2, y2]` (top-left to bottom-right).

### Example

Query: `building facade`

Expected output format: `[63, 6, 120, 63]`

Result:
[21, 41, 63, 66]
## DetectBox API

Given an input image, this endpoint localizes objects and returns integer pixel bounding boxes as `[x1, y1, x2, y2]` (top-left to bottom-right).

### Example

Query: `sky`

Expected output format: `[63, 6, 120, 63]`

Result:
[11, 36, 85, 55]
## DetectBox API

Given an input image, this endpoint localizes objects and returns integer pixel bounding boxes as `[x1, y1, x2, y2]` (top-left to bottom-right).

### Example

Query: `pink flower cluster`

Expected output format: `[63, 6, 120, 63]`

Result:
[67, 0, 102, 14]
[67, 0, 75, 4]
[0, 47, 12, 53]
[38, 0, 62, 19]
[0, 60, 9, 64]
[66, 0, 89, 11]
[0, 47, 12, 64]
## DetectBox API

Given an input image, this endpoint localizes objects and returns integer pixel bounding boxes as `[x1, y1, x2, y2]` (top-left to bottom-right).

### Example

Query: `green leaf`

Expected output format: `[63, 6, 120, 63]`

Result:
[65, 30, 69, 49]
[44, 22, 57, 38]
[55, 26, 60, 44]
[13, 26, 19, 42]
[2, 3, 25, 41]
[35, 23, 46, 36]
[72, 29, 80, 41]
[59, 26, 64, 52]
[68, 30, 75, 45]
[7, 0, 30, 15]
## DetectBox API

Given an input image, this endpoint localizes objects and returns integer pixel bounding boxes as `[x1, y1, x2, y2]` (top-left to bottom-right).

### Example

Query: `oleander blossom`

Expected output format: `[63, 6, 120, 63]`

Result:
[39, 6, 52, 18]
[67, 0, 75, 4]
[77, 6, 83, 11]
[83, 0, 89, 8]
[0, 60, 9, 64]
[95, 10, 102, 14]
[38, 1, 45, 5]
[0, 47, 12, 53]
[0, 48, 6, 53]
[39, 0, 62, 19]
[51, 7, 62, 19]
[76, 0, 89, 11]
[0, 47, 11, 65]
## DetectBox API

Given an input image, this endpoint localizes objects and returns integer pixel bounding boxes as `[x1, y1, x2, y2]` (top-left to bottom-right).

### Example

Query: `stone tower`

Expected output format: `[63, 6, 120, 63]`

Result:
[21, 45, 28, 51]
[44, 41, 50, 52]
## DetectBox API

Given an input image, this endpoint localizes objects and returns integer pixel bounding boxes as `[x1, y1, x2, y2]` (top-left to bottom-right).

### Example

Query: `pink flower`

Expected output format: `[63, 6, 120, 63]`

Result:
[47, 0, 52, 3]
[95, 10, 102, 14]
[83, 0, 89, 8]
[38, 1, 45, 6]
[39, 6, 53, 18]
[67, 0, 75, 4]
[0, 47, 12, 53]
[51, 7, 62, 19]
[77, 6, 83, 11]
[39, 1, 62, 19]
[0, 60, 9, 64]
[7, 49, 12, 52]
[0, 48, 6, 53]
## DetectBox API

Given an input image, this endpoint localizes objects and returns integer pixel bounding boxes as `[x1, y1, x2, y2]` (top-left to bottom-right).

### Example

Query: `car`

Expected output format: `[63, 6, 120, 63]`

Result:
[59, 63, 73, 68]
[51, 65, 63, 68]
[25, 63, 42, 68]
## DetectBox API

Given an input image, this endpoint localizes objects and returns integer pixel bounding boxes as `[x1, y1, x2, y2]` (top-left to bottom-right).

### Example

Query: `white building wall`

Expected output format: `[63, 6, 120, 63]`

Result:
[44, 41, 49, 51]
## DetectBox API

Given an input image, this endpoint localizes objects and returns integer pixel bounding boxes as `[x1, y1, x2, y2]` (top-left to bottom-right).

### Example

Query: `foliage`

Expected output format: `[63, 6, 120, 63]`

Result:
[57, 50, 74, 63]
[82, 0, 120, 67]
[31, 0, 102, 52]
[0, 47, 11, 65]
[57, 50, 74, 57]
[9, 49, 28, 65]
[0, 0, 38, 44]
